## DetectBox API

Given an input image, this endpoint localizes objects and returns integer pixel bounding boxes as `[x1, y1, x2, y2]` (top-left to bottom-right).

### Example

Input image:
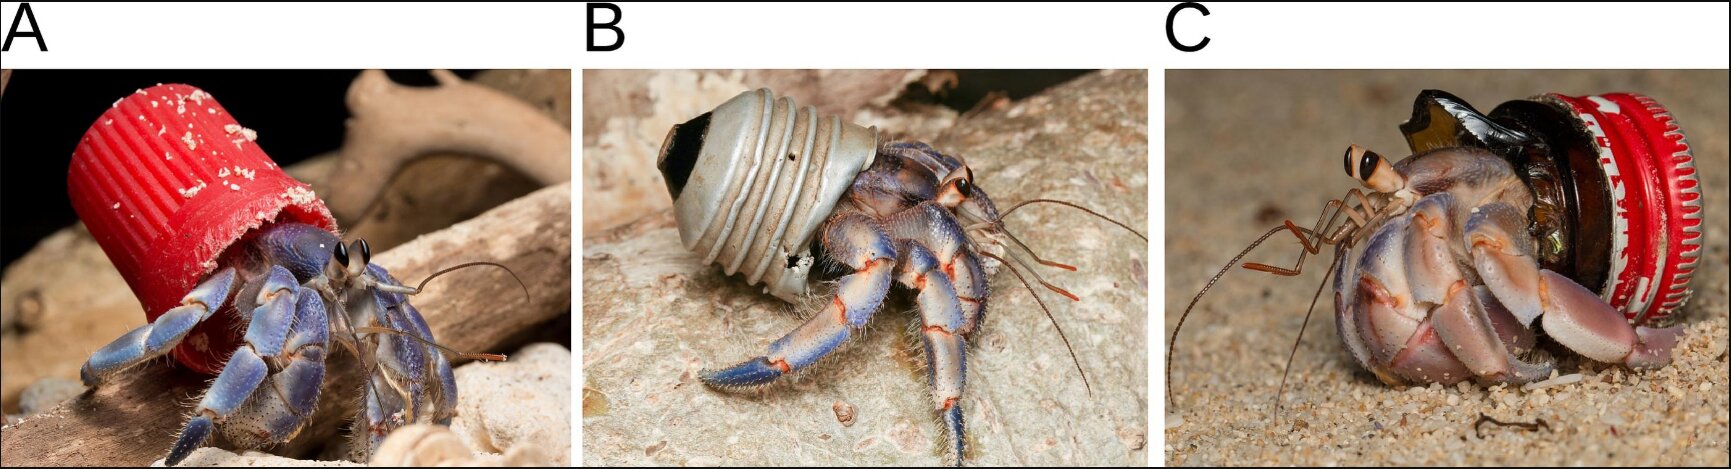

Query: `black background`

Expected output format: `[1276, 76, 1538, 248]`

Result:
[0, 70, 477, 269]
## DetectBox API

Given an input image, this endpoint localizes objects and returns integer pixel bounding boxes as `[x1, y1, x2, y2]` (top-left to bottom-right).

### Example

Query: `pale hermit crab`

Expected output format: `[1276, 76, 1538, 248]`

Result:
[1171, 90, 1703, 414]
[657, 88, 1145, 465]
[65, 84, 507, 465]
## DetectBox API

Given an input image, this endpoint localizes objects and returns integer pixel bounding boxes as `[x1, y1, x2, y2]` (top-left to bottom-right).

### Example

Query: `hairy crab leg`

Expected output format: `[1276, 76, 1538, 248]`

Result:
[884, 202, 991, 465]
[165, 266, 300, 466]
[699, 211, 895, 387]
[260, 287, 331, 441]
[897, 242, 970, 466]
[81, 268, 237, 387]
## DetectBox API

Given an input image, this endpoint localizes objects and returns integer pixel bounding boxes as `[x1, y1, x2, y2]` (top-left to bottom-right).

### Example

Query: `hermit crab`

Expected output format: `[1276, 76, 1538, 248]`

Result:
[67, 84, 505, 465]
[657, 88, 1145, 465]
[1171, 90, 1702, 414]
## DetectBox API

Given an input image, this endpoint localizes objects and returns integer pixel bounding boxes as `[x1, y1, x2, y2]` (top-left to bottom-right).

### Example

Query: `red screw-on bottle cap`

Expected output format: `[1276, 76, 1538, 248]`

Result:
[1547, 93, 1703, 323]
[67, 84, 338, 373]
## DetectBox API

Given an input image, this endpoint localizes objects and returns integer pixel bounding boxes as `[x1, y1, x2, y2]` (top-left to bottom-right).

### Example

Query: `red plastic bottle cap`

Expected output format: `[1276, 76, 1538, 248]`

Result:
[67, 84, 338, 374]
[1547, 93, 1703, 324]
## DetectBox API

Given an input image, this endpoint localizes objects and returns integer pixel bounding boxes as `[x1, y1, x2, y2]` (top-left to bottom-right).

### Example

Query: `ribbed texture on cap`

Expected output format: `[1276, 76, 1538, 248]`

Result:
[67, 84, 336, 373]
[1549, 92, 1701, 323]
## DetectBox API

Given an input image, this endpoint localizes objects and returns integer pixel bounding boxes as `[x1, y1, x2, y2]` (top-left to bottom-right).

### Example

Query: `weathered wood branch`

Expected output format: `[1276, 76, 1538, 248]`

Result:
[321, 70, 573, 221]
[0, 183, 571, 467]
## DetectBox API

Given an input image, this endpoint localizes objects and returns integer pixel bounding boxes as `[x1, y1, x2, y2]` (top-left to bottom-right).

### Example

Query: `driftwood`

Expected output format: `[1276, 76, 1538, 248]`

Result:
[320, 70, 573, 221]
[0, 183, 572, 467]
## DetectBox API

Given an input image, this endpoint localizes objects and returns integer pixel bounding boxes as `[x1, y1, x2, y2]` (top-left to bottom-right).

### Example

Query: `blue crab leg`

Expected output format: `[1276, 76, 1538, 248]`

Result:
[356, 285, 451, 455]
[883, 202, 977, 464]
[251, 286, 331, 443]
[897, 242, 969, 465]
[947, 250, 988, 335]
[700, 212, 895, 387]
[401, 300, 460, 425]
[1467, 201, 1685, 369]
[372, 300, 430, 425]
[356, 371, 408, 459]
[165, 266, 300, 466]
[884, 202, 987, 331]
[81, 267, 237, 387]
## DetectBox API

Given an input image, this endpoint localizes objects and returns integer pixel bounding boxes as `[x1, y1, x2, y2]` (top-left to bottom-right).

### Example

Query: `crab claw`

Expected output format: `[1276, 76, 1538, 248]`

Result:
[1628, 325, 1686, 369]
[1539, 270, 1685, 368]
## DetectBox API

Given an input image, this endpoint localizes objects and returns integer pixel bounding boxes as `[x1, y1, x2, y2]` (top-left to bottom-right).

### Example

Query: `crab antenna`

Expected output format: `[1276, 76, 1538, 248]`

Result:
[981, 251, 1091, 396]
[355, 326, 509, 362]
[1272, 247, 1345, 423]
[398, 261, 530, 303]
[1165, 225, 1287, 408]
[1003, 245, 1080, 301]
[1002, 228, 1079, 271]
[1001, 198, 1148, 242]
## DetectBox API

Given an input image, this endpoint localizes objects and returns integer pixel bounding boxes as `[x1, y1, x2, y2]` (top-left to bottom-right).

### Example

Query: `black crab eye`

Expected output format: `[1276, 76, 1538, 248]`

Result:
[1343, 146, 1355, 177]
[956, 166, 977, 196]
[1358, 150, 1382, 182]
[356, 239, 371, 265]
[333, 242, 350, 267]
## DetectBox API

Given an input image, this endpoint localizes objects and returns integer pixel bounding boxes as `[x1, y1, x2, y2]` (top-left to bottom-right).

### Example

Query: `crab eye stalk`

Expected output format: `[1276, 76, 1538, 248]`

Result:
[1344, 144, 1378, 181]
[1345, 144, 1406, 193]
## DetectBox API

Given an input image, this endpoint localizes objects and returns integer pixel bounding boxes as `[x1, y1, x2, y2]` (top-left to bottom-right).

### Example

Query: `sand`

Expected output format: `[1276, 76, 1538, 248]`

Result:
[1163, 70, 1729, 466]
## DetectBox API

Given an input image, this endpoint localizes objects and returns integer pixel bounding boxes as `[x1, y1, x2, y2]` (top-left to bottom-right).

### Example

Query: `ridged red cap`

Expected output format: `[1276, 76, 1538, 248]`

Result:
[67, 84, 337, 373]
[1547, 93, 1703, 323]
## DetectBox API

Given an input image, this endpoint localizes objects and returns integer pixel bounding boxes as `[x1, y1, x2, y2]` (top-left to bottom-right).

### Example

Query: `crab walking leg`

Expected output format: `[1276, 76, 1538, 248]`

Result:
[1431, 282, 1554, 383]
[881, 202, 978, 463]
[1466, 202, 1685, 368]
[356, 371, 409, 460]
[402, 300, 460, 425]
[213, 285, 333, 452]
[700, 212, 896, 387]
[897, 242, 970, 463]
[165, 266, 300, 466]
[370, 288, 431, 425]
[357, 284, 449, 453]
[262, 288, 330, 441]
[81, 268, 238, 387]
[883, 202, 979, 310]
[947, 250, 989, 335]
[1399, 194, 1552, 383]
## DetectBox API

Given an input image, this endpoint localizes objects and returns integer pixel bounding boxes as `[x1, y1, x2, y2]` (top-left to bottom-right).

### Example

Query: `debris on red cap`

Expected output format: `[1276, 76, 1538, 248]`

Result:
[1547, 92, 1703, 324]
[67, 84, 338, 374]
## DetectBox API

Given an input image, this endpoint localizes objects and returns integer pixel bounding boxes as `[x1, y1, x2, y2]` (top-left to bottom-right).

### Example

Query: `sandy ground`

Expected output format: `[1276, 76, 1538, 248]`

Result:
[583, 70, 1149, 466]
[1163, 70, 1729, 466]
